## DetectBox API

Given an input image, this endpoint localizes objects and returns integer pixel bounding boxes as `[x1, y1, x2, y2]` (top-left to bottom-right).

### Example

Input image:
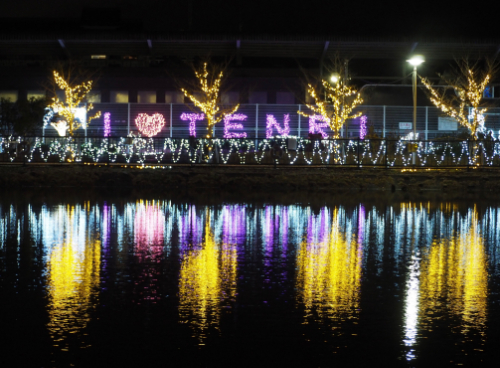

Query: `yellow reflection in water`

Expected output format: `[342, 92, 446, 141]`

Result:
[296, 208, 362, 326]
[420, 206, 487, 339]
[178, 213, 237, 343]
[46, 207, 101, 351]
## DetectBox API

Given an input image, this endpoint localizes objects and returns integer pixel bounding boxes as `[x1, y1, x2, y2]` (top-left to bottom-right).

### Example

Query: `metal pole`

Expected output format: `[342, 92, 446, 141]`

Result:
[344, 60, 349, 139]
[170, 103, 173, 138]
[85, 102, 88, 143]
[425, 106, 428, 141]
[298, 104, 301, 137]
[412, 66, 417, 165]
[127, 103, 131, 135]
[413, 66, 417, 137]
[255, 104, 259, 149]
[255, 104, 259, 138]
[383, 105, 386, 138]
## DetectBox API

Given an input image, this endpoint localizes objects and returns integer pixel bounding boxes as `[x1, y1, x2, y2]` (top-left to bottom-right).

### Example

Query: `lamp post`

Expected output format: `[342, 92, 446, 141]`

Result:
[407, 55, 424, 164]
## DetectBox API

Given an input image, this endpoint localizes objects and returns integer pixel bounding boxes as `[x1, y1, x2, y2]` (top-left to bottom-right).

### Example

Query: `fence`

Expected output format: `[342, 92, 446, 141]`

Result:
[35, 103, 500, 140]
[1, 136, 499, 168]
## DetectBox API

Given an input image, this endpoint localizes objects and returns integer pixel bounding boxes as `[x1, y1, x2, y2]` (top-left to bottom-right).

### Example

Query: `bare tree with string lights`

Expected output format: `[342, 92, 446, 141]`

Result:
[46, 67, 101, 137]
[298, 66, 362, 139]
[180, 61, 239, 138]
[420, 59, 496, 139]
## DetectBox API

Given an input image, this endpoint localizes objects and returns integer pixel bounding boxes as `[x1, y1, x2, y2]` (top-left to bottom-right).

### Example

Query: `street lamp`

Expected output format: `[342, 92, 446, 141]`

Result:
[330, 73, 340, 84]
[407, 55, 424, 164]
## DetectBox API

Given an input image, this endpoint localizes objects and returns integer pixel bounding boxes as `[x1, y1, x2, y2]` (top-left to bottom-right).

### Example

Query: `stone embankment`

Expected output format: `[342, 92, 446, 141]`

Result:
[0, 164, 498, 193]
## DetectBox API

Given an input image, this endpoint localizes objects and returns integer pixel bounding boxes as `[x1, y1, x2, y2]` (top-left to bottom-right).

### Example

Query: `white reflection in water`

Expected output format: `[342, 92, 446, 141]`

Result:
[403, 251, 420, 361]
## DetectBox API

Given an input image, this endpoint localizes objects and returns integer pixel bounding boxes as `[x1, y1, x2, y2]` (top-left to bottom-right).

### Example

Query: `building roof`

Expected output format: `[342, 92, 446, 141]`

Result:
[1, 29, 499, 60]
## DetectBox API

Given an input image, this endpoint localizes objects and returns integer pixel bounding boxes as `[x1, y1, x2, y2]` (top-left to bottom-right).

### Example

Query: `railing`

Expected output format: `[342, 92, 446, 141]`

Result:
[2, 136, 499, 168]
[34, 103, 500, 140]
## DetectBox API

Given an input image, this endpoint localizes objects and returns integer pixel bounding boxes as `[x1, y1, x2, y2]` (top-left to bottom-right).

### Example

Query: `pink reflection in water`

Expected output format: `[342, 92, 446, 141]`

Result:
[133, 203, 165, 304]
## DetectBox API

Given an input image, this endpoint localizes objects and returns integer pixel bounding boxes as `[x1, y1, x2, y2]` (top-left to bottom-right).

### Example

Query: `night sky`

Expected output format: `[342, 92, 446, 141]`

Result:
[0, 0, 495, 39]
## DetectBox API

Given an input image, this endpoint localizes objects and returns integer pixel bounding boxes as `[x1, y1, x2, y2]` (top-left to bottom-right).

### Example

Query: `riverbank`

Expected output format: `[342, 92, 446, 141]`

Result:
[1, 163, 499, 194]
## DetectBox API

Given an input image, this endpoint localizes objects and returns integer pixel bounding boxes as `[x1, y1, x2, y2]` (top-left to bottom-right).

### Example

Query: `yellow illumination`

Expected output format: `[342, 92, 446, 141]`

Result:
[181, 62, 239, 138]
[296, 208, 362, 325]
[178, 212, 237, 342]
[50, 71, 101, 136]
[419, 205, 487, 338]
[46, 206, 101, 351]
[421, 67, 490, 138]
[298, 80, 362, 138]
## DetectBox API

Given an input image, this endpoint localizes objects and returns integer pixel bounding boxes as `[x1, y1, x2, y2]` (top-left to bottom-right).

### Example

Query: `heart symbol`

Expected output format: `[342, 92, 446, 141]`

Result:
[135, 113, 166, 137]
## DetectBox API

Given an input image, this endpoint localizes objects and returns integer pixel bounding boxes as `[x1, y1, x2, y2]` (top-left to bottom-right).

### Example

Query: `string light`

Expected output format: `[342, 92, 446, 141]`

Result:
[266, 114, 290, 138]
[103, 112, 111, 137]
[308, 115, 330, 139]
[181, 62, 239, 138]
[298, 79, 363, 138]
[180, 113, 205, 137]
[360, 115, 367, 140]
[421, 67, 490, 139]
[51, 120, 69, 137]
[135, 113, 166, 137]
[223, 114, 247, 139]
[49, 71, 101, 136]
[5, 133, 500, 168]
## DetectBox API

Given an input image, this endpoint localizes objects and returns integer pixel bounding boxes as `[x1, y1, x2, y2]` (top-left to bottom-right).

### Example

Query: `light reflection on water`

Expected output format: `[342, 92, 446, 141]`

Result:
[44, 205, 101, 352]
[0, 198, 499, 366]
[296, 207, 362, 329]
[419, 205, 487, 344]
[178, 211, 238, 343]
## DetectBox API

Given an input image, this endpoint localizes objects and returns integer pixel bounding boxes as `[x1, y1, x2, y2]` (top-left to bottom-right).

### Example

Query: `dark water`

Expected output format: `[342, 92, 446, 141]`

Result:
[1, 191, 500, 367]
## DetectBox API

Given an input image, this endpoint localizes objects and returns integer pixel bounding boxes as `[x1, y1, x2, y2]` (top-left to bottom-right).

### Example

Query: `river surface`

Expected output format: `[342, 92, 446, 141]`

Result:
[1, 190, 500, 367]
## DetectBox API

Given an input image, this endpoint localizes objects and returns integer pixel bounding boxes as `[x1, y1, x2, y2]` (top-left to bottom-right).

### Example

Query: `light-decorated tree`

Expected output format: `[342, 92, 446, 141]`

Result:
[48, 70, 101, 136]
[420, 59, 494, 139]
[181, 62, 239, 138]
[298, 78, 363, 138]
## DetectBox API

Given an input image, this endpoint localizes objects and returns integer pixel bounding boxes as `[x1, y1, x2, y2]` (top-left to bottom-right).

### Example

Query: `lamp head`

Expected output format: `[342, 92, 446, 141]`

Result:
[407, 55, 425, 67]
[330, 73, 340, 84]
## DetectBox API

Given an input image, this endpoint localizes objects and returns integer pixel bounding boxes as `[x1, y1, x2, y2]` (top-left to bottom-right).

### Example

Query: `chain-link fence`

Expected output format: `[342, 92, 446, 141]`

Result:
[35, 103, 500, 140]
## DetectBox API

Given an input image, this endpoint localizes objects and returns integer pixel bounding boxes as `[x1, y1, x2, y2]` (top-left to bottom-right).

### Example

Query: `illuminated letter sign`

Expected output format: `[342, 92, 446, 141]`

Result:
[180, 113, 204, 137]
[360, 115, 367, 140]
[224, 114, 248, 138]
[266, 114, 290, 138]
[135, 113, 166, 137]
[104, 112, 111, 137]
[309, 115, 329, 139]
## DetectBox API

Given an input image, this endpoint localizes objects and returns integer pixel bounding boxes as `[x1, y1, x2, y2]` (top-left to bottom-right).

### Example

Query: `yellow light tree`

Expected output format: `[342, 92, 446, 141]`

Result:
[420, 60, 493, 139]
[181, 62, 239, 138]
[298, 79, 363, 138]
[49, 71, 101, 136]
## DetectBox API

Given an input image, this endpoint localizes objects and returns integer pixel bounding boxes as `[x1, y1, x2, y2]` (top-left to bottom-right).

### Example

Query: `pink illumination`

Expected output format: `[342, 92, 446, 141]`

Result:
[134, 204, 165, 264]
[134, 203, 165, 304]
[266, 114, 290, 138]
[103, 112, 111, 137]
[309, 115, 329, 139]
[360, 115, 367, 140]
[224, 114, 248, 138]
[135, 113, 166, 137]
[180, 113, 205, 137]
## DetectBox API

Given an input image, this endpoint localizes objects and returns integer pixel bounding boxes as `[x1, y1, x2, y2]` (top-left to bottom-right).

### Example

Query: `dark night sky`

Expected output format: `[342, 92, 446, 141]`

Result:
[0, 0, 496, 40]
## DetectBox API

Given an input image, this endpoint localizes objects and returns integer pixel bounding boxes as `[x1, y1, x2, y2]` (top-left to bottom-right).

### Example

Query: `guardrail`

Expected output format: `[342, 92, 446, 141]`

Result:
[1, 136, 497, 168]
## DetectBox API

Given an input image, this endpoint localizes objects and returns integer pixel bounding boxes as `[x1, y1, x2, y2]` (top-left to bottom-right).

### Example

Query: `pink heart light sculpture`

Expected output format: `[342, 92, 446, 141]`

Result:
[135, 113, 166, 137]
